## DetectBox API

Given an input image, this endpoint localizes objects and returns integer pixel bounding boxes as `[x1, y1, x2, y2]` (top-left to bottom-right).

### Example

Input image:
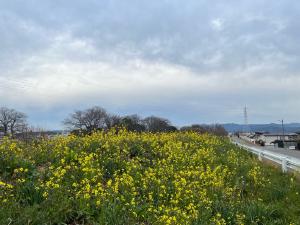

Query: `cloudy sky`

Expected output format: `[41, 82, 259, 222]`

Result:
[0, 0, 299, 129]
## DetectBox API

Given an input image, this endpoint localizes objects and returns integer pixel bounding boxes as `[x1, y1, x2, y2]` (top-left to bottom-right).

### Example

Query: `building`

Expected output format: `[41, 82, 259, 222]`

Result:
[255, 132, 298, 147]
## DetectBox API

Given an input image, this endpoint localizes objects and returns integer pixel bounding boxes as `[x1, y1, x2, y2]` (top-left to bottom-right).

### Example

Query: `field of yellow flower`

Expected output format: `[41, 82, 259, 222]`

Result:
[1, 130, 300, 224]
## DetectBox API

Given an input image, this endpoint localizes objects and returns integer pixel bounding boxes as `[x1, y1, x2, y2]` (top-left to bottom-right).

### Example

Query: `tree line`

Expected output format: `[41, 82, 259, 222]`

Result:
[0, 106, 228, 138]
[63, 106, 178, 135]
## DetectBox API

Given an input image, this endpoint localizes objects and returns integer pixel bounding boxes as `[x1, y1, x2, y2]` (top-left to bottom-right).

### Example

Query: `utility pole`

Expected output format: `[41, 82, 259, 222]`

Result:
[281, 119, 285, 140]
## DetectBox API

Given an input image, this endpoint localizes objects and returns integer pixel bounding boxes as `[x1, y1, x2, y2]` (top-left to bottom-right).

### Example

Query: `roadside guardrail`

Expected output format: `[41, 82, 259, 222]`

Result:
[232, 141, 300, 173]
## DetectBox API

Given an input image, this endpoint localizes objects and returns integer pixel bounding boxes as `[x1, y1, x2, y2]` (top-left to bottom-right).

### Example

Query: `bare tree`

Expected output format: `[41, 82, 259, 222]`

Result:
[0, 107, 10, 135]
[0, 107, 27, 137]
[180, 124, 227, 136]
[181, 124, 206, 133]
[143, 116, 175, 132]
[105, 114, 122, 129]
[63, 106, 108, 133]
[121, 114, 146, 132]
[211, 124, 228, 136]
[63, 107, 181, 135]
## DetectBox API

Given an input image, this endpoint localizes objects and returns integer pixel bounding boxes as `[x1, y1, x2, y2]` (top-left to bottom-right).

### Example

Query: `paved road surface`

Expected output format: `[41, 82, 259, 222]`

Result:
[231, 136, 300, 161]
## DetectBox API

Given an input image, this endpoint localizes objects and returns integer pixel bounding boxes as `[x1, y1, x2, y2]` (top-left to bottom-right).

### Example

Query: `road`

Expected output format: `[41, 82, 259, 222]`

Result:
[231, 136, 300, 161]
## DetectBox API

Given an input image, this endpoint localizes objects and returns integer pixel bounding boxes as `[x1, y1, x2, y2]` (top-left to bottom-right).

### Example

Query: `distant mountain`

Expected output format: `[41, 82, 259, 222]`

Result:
[222, 123, 300, 133]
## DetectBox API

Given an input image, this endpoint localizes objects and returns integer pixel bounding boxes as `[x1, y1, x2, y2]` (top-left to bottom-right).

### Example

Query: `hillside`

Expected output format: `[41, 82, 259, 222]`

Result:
[223, 123, 300, 133]
[1, 130, 300, 224]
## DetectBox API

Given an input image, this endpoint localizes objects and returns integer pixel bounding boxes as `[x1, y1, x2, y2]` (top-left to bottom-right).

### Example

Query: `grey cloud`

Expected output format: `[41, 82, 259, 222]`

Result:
[2, 0, 300, 74]
[0, 0, 300, 127]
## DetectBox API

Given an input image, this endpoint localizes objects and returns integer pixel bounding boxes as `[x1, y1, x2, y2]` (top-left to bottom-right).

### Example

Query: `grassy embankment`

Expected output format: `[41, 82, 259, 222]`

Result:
[0, 130, 300, 224]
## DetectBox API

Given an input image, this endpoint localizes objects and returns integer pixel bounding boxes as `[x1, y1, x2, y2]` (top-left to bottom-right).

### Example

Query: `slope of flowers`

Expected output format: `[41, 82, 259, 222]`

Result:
[0, 130, 300, 224]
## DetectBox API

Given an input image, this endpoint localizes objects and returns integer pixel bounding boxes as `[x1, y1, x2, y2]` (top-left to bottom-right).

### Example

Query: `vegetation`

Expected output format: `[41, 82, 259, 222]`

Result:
[63, 106, 178, 134]
[180, 124, 228, 137]
[1, 130, 300, 224]
[0, 107, 27, 137]
[63, 106, 226, 136]
[0, 106, 228, 139]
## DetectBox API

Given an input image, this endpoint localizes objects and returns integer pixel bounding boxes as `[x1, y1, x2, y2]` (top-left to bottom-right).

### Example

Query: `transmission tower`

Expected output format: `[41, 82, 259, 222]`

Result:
[243, 106, 249, 133]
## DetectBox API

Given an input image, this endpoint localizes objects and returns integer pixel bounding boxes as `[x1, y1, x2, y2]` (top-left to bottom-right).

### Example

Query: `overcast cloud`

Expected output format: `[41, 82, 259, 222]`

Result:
[0, 0, 299, 129]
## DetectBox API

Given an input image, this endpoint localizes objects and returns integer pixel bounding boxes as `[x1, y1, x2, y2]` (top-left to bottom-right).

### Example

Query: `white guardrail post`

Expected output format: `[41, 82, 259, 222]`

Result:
[282, 157, 288, 173]
[258, 152, 263, 161]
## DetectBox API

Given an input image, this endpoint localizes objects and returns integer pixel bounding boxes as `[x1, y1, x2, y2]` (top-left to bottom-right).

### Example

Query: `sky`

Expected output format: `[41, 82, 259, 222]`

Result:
[0, 0, 300, 129]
